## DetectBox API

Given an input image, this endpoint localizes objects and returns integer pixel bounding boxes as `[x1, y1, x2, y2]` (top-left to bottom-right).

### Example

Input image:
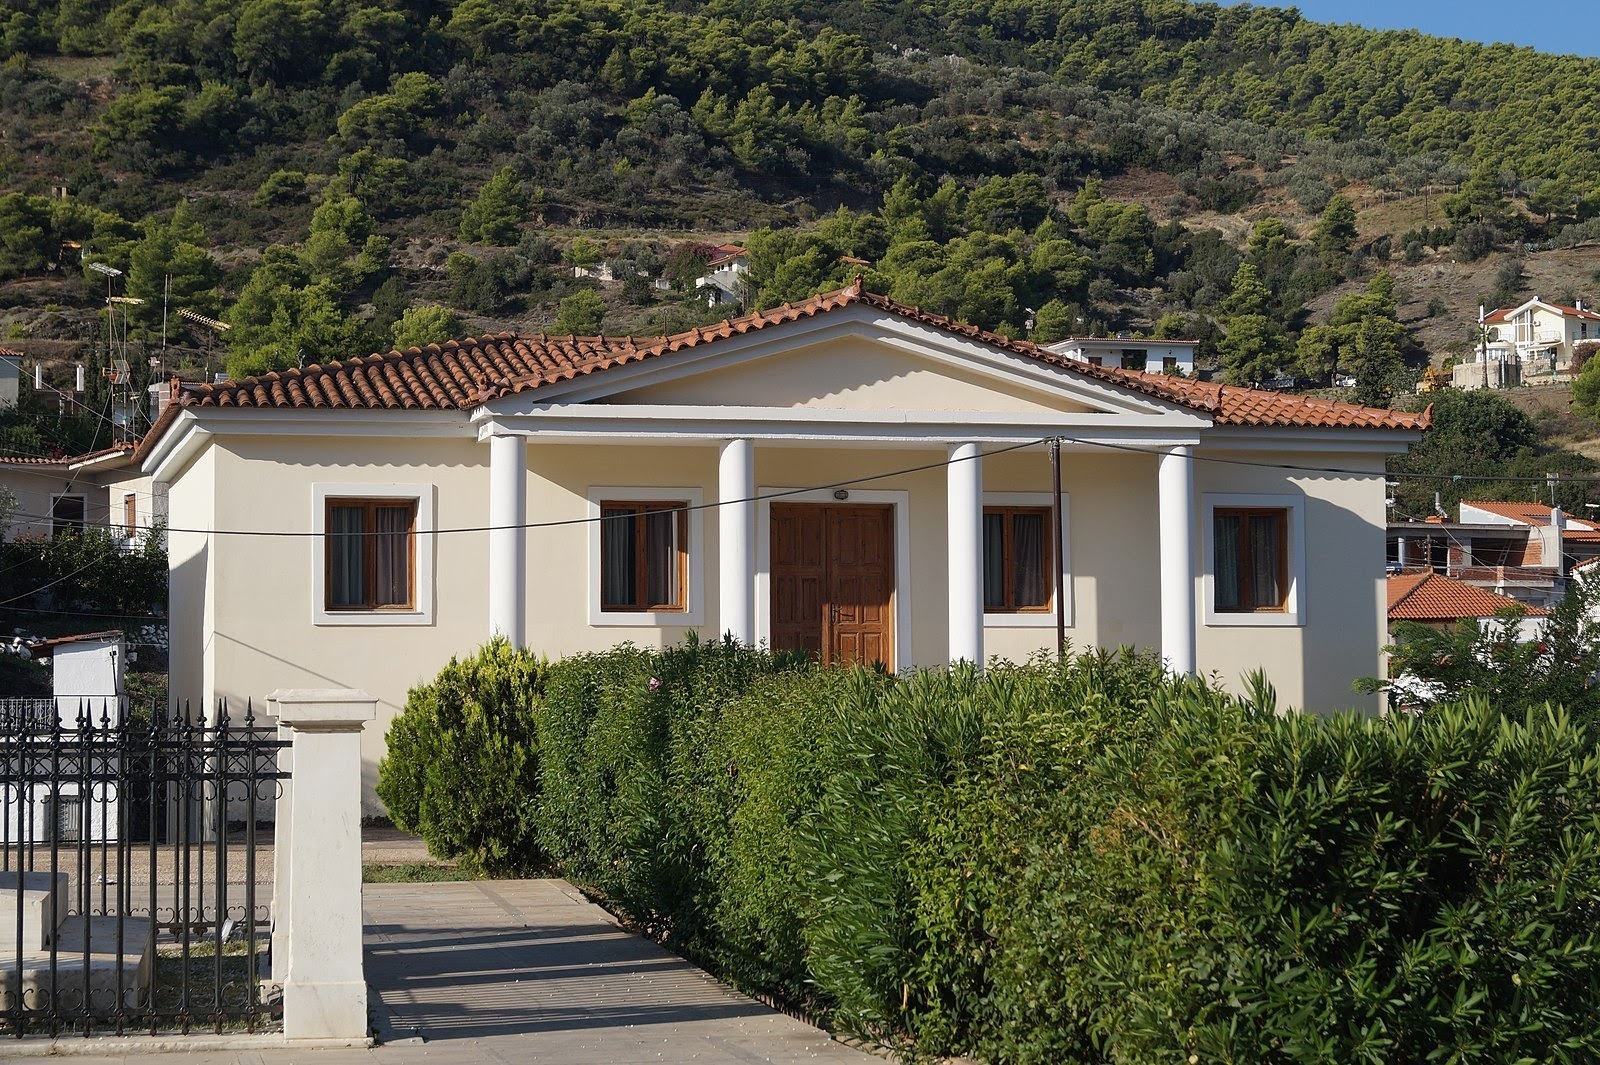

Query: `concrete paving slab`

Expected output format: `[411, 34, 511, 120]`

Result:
[359, 879, 880, 1064]
[1, 874, 882, 1064]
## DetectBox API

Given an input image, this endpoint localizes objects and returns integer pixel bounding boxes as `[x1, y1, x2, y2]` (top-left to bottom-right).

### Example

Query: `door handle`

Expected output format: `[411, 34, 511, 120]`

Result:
[829, 604, 839, 625]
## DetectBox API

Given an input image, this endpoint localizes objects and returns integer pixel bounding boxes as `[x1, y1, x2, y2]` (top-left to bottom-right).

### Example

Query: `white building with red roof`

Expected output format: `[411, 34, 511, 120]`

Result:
[132, 282, 1428, 814]
[1457, 297, 1600, 387]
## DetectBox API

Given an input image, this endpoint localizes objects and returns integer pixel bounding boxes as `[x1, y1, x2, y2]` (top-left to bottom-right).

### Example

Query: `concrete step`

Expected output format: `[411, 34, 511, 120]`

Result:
[0, 914, 152, 1013]
[0, 870, 69, 952]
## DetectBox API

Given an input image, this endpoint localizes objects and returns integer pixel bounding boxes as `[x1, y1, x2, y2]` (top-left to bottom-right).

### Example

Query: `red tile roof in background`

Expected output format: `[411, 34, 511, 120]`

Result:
[171, 284, 1431, 433]
[1483, 300, 1600, 323]
[1387, 571, 1546, 622]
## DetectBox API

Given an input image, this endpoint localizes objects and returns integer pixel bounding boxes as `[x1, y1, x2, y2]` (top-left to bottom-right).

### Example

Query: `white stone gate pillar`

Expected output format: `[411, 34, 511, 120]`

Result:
[269, 688, 376, 1044]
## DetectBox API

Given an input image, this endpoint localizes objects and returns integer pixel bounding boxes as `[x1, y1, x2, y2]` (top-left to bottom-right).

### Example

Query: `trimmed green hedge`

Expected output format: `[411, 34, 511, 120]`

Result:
[378, 639, 1600, 1061]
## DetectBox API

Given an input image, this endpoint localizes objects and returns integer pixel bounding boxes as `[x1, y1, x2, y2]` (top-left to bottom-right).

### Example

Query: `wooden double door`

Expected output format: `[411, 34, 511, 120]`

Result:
[770, 503, 895, 669]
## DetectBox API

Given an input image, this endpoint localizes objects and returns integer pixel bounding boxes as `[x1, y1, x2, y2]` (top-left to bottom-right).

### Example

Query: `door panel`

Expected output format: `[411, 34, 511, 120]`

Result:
[770, 503, 894, 668]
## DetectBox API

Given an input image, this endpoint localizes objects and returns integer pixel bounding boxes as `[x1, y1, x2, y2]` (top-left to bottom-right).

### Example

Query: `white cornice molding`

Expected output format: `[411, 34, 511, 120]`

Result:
[1201, 426, 1422, 457]
[143, 407, 470, 482]
[475, 404, 1208, 449]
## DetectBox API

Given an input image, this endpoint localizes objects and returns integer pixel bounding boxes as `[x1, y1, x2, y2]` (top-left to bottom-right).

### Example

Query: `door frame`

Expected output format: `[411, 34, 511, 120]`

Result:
[756, 487, 911, 670]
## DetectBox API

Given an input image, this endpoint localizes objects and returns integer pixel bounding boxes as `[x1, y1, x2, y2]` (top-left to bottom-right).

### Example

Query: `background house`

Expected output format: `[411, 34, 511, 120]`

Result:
[1454, 298, 1600, 387]
[137, 284, 1425, 814]
[694, 245, 748, 306]
[1388, 500, 1600, 610]
[0, 445, 161, 544]
[1043, 336, 1198, 376]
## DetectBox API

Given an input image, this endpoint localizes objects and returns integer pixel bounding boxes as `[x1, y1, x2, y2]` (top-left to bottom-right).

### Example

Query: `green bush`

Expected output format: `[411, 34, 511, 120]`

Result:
[378, 637, 1600, 1061]
[375, 638, 548, 876]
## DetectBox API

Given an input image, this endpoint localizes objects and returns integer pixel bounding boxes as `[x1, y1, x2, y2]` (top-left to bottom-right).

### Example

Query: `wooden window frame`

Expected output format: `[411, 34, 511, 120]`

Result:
[324, 497, 418, 612]
[983, 505, 1054, 614]
[599, 500, 689, 613]
[123, 492, 137, 533]
[1213, 507, 1288, 613]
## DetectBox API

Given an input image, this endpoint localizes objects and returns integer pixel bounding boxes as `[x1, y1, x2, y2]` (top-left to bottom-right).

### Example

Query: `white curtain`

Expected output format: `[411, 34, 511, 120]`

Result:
[373, 505, 411, 606]
[1214, 514, 1241, 610]
[644, 509, 680, 608]
[1013, 511, 1046, 608]
[601, 508, 636, 608]
[328, 506, 365, 607]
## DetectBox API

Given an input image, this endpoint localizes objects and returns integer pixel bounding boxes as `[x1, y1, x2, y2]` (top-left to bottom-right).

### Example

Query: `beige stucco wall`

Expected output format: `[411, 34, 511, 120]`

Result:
[173, 428, 1388, 814]
[1193, 448, 1387, 713]
[0, 467, 115, 540]
[607, 338, 1098, 414]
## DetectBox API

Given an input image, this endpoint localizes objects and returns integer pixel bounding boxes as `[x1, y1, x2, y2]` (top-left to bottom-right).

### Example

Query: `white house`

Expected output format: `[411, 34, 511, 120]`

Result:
[132, 282, 1426, 813]
[0, 444, 162, 545]
[0, 348, 20, 408]
[1043, 336, 1198, 376]
[694, 245, 748, 306]
[1465, 297, 1600, 381]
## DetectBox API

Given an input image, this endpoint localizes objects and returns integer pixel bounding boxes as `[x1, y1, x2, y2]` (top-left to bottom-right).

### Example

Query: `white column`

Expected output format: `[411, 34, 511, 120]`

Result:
[718, 438, 755, 644]
[1159, 445, 1196, 676]
[488, 432, 526, 646]
[947, 441, 984, 665]
[268, 688, 376, 1044]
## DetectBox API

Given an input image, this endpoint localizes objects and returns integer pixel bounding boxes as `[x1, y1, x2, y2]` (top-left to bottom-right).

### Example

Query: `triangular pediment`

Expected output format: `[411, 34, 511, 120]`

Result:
[601, 334, 1103, 416]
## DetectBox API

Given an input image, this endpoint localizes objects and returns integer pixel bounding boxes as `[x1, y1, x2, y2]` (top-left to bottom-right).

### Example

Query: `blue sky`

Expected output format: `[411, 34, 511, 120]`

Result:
[1218, 1, 1600, 59]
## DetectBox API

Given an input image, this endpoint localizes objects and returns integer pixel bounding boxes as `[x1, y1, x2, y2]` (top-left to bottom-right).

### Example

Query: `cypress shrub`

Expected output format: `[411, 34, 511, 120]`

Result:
[375, 637, 548, 876]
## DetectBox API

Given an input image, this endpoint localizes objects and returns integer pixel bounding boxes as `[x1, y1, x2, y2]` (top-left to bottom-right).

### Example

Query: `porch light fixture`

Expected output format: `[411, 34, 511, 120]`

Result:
[833, 489, 849, 500]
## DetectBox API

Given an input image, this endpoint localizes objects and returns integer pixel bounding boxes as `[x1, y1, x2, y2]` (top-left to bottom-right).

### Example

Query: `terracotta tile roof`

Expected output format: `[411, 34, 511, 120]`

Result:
[0, 347, 22, 358]
[172, 283, 1431, 433]
[1484, 300, 1600, 323]
[1387, 571, 1546, 622]
[0, 444, 135, 468]
[1457, 500, 1592, 527]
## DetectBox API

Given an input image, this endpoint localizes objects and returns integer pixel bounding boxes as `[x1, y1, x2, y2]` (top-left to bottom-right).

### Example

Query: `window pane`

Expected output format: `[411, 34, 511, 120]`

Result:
[982, 512, 1005, 609]
[1012, 512, 1047, 608]
[1214, 514, 1241, 610]
[644, 508, 681, 608]
[329, 505, 366, 607]
[601, 508, 636, 608]
[373, 505, 412, 607]
[1249, 513, 1282, 609]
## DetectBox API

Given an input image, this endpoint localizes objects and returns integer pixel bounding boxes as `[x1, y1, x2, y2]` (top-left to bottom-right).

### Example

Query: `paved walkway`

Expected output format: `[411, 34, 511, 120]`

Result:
[13, 879, 880, 1064]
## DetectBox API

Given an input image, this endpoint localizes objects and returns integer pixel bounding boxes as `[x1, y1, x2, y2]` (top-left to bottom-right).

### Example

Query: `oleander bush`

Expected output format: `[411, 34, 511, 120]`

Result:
[378, 638, 1600, 1061]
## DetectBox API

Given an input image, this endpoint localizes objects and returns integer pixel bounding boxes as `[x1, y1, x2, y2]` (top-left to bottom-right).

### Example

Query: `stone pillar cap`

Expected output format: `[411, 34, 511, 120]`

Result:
[268, 688, 376, 728]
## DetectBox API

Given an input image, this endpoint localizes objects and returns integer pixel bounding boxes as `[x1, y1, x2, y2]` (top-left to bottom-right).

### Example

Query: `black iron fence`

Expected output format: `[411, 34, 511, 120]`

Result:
[2, 698, 288, 1037]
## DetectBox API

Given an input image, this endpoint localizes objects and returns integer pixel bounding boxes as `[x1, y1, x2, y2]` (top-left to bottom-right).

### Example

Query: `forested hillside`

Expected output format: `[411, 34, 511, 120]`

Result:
[3, 0, 1600, 454]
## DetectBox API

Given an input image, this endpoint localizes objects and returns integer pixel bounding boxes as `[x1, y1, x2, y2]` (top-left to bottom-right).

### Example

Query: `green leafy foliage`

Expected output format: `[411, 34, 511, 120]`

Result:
[390, 304, 462, 349]
[1359, 581, 1600, 714]
[375, 638, 549, 877]
[0, 525, 167, 618]
[383, 637, 1600, 1060]
[1389, 389, 1595, 517]
[458, 166, 526, 246]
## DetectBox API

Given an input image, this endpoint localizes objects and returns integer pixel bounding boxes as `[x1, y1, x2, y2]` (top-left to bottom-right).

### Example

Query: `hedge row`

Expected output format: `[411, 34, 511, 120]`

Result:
[378, 637, 1600, 1062]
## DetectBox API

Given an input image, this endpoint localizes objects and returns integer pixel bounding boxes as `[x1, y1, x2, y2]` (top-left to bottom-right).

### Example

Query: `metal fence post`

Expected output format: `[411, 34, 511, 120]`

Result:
[266, 689, 374, 1044]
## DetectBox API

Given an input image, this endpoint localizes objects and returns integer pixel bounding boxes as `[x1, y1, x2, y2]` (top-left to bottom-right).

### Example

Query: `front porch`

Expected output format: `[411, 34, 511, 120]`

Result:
[477, 423, 1202, 677]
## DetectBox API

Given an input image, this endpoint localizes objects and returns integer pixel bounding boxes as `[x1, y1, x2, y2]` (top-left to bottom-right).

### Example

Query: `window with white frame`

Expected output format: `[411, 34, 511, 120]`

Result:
[1203, 492, 1305, 626]
[312, 483, 435, 625]
[599, 501, 687, 612]
[588, 488, 704, 625]
[982, 492, 1070, 625]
